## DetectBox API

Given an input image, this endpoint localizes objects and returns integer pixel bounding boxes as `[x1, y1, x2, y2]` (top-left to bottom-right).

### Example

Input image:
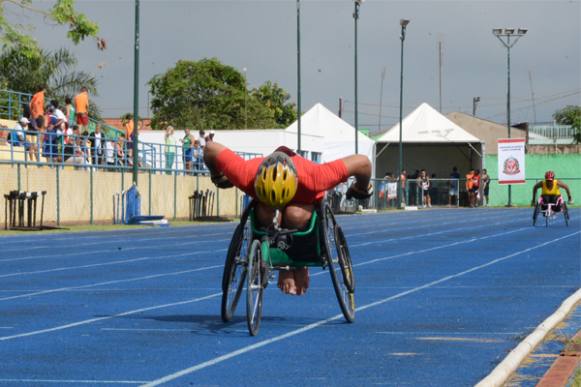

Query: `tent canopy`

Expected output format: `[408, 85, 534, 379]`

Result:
[285, 103, 375, 164]
[377, 102, 482, 144]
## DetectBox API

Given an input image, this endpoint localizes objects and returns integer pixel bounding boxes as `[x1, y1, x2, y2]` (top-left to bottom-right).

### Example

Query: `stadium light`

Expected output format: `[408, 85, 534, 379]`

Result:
[397, 18, 410, 208]
[296, 0, 302, 153]
[353, 0, 363, 154]
[492, 26, 528, 206]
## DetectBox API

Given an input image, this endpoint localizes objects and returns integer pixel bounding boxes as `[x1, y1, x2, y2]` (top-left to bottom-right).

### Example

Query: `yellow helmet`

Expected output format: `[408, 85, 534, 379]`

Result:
[254, 151, 298, 208]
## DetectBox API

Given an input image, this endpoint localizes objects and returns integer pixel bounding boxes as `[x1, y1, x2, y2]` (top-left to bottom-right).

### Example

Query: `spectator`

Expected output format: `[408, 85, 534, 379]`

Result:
[9, 117, 28, 147]
[164, 125, 176, 173]
[65, 132, 90, 168]
[472, 169, 482, 206]
[181, 128, 194, 172]
[65, 96, 76, 129]
[399, 169, 407, 206]
[465, 168, 480, 207]
[88, 124, 104, 166]
[104, 137, 116, 169]
[29, 86, 45, 132]
[481, 168, 491, 206]
[121, 114, 141, 161]
[448, 166, 460, 207]
[62, 123, 76, 162]
[116, 135, 127, 166]
[74, 86, 90, 132]
[192, 139, 203, 172]
[418, 169, 431, 208]
[50, 100, 67, 131]
[42, 114, 59, 163]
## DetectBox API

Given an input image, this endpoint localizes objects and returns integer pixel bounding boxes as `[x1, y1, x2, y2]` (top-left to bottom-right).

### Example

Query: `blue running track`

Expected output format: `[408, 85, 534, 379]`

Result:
[0, 208, 579, 386]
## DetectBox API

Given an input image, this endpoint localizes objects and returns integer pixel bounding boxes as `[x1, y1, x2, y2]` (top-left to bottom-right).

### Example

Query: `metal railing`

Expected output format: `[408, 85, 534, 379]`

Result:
[528, 124, 576, 144]
[0, 127, 260, 174]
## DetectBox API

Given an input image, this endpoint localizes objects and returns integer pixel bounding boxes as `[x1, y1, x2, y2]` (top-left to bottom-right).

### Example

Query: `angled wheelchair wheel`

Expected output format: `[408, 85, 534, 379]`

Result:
[221, 221, 251, 323]
[246, 239, 264, 336]
[323, 204, 355, 323]
[563, 203, 570, 227]
[532, 204, 540, 226]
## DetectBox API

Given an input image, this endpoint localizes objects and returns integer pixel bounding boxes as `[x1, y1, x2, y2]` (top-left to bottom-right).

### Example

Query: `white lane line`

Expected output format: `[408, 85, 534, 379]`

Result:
[0, 232, 230, 253]
[0, 248, 226, 279]
[101, 328, 193, 333]
[141, 231, 580, 387]
[0, 237, 230, 263]
[311, 225, 530, 279]
[0, 293, 222, 342]
[0, 265, 223, 302]
[0, 379, 147, 384]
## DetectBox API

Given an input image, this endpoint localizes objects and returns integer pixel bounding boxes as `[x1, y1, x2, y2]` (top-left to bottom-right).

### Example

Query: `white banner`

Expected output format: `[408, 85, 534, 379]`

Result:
[497, 138, 526, 184]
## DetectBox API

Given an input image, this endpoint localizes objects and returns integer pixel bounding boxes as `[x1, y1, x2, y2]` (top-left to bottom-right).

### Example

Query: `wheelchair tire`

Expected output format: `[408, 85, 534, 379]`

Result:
[221, 222, 250, 322]
[563, 203, 570, 227]
[532, 204, 540, 226]
[246, 239, 264, 336]
[323, 204, 355, 323]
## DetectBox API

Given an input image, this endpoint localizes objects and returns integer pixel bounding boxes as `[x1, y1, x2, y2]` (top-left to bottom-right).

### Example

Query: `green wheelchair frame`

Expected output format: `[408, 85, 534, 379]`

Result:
[220, 199, 355, 336]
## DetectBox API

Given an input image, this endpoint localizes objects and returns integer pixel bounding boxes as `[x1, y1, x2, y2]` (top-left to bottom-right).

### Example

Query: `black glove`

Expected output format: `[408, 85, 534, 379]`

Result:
[346, 183, 373, 200]
[211, 173, 234, 189]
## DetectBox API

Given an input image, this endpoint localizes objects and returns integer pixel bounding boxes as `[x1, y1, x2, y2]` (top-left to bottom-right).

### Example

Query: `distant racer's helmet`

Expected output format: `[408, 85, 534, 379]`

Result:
[545, 170, 555, 181]
[254, 151, 298, 208]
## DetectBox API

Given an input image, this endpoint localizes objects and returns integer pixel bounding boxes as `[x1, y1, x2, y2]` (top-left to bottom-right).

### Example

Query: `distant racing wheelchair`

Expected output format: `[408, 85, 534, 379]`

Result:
[220, 197, 356, 336]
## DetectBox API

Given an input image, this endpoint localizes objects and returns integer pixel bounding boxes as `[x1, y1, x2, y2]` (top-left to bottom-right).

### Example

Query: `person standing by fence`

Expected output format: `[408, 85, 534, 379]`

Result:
[480, 168, 490, 206]
[164, 125, 176, 173]
[74, 87, 90, 133]
[181, 128, 194, 172]
[29, 86, 45, 132]
[448, 166, 460, 207]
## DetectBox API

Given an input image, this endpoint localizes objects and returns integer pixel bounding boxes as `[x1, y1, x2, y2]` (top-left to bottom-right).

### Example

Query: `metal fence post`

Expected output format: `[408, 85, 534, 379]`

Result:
[216, 187, 220, 218]
[90, 167, 94, 224]
[148, 169, 152, 215]
[56, 167, 60, 226]
[173, 171, 177, 220]
[17, 163, 21, 192]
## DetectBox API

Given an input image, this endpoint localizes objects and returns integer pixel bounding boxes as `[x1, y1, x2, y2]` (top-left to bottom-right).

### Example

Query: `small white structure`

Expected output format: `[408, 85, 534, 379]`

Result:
[375, 102, 484, 177]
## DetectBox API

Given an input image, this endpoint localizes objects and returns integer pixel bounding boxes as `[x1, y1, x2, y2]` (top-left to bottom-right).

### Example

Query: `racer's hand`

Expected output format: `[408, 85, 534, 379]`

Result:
[211, 173, 234, 189]
[346, 182, 373, 200]
[568, 198, 574, 205]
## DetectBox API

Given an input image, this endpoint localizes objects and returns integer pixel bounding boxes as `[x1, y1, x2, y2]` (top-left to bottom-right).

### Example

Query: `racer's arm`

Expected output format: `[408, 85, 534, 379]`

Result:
[341, 155, 371, 193]
[531, 181, 542, 205]
[557, 181, 573, 203]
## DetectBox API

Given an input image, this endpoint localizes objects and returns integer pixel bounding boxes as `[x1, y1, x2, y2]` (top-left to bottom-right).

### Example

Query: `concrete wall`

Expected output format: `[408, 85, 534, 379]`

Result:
[0, 164, 242, 225]
[484, 154, 581, 206]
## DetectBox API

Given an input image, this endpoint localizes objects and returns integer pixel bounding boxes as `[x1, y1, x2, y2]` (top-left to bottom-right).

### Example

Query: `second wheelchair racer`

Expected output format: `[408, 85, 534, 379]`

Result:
[204, 135, 372, 296]
[531, 170, 573, 211]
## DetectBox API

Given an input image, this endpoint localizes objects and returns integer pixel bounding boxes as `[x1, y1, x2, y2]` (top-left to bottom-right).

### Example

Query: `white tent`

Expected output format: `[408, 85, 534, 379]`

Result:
[375, 102, 484, 178]
[285, 103, 375, 164]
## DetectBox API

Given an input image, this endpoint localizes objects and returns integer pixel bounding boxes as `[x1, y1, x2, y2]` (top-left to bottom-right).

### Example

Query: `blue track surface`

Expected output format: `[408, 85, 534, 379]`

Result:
[0, 208, 579, 386]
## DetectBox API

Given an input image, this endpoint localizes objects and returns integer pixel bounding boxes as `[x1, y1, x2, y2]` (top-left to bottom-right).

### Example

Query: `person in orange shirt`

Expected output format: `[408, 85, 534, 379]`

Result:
[465, 169, 475, 207]
[29, 86, 45, 131]
[74, 86, 90, 132]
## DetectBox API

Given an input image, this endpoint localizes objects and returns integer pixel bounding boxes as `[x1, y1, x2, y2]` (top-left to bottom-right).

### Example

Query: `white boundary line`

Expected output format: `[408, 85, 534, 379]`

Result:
[142, 231, 580, 387]
[0, 379, 146, 384]
[475, 287, 581, 387]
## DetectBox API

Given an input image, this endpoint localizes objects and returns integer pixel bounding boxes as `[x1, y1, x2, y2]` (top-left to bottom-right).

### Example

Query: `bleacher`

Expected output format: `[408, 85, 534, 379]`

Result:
[0, 118, 26, 162]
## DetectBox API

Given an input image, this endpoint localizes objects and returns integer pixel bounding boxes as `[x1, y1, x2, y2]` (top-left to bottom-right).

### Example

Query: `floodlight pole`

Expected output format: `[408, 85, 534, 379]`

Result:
[132, 0, 140, 185]
[493, 28, 527, 207]
[397, 19, 409, 208]
[296, 0, 302, 153]
[353, 0, 362, 154]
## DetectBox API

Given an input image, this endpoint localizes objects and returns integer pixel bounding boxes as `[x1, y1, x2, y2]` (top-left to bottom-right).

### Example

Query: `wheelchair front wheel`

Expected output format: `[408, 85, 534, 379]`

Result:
[246, 239, 264, 336]
[323, 204, 355, 323]
[532, 204, 540, 226]
[221, 222, 250, 322]
[563, 203, 570, 227]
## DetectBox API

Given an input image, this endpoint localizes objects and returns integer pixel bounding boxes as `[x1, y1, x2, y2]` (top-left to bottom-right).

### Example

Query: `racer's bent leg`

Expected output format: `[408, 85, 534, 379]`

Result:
[255, 202, 313, 296]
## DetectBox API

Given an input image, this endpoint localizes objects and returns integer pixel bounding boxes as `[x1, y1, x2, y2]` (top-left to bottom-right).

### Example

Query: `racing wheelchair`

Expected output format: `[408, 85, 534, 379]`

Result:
[220, 198, 355, 336]
[532, 196, 570, 227]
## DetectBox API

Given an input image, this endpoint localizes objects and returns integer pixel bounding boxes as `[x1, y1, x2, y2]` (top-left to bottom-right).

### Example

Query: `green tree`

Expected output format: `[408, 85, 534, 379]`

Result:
[252, 81, 297, 127]
[149, 58, 278, 130]
[0, 0, 102, 57]
[553, 105, 581, 144]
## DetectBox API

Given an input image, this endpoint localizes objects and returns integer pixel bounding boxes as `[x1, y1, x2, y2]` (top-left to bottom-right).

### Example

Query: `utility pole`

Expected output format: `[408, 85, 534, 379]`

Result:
[438, 41, 443, 112]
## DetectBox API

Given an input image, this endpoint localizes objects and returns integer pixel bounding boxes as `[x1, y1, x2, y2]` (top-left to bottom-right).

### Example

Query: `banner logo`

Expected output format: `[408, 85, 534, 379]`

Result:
[502, 157, 520, 175]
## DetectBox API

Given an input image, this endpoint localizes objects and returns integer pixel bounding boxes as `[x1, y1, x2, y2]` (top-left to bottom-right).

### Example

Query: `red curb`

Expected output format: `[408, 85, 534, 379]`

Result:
[536, 331, 581, 387]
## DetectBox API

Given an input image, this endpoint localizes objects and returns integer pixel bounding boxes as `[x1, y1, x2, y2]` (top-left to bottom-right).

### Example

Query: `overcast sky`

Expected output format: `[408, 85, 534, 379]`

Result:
[9, 0, 581, 130]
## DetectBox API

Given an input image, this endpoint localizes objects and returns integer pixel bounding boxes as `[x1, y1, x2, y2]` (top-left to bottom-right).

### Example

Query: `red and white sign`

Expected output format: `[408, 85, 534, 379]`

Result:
[498, 138, 526, 184]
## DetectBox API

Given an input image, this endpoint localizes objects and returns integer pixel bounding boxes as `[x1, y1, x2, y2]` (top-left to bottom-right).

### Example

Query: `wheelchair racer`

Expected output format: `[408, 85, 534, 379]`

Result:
[204, 135, 372, 296]
[531, 170, 573, 211]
